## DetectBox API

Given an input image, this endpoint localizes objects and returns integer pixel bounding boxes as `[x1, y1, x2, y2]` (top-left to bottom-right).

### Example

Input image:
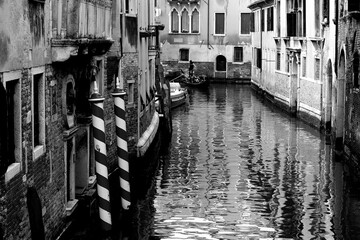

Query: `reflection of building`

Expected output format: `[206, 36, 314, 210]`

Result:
[0, 0, 167, 239]
[248, 0, 336, 130]
[158, 0, 252, 81]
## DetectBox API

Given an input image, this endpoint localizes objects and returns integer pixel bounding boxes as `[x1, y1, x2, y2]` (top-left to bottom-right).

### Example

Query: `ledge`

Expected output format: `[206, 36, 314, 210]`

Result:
[5, 163, 21, 183]
[66, 199, 79, 217]
[51, 38, 114, 62]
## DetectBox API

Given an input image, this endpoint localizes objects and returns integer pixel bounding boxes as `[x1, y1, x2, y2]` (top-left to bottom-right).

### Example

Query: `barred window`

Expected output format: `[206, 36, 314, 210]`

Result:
[234, 47, 243, 62]
[180, 49, 189, 61]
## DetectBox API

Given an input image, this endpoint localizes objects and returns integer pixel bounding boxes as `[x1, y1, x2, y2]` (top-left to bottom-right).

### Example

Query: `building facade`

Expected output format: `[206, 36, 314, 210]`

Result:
[337, 0, 360, 165]
[157, 0, 252, 81]
[249, 0, 336, 130]
[0, 0, 167, 239]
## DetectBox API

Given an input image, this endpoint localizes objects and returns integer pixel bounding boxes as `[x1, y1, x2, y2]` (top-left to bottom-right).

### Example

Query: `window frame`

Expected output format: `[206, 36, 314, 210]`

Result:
[234, 47, 244, 63]
[170, 8, 180, 33]
[32, 66, 46, 161]
[181, 8, 190, 33]
[3, 71, 22, 183]
[191, 8, 200, 33]
[214, 12, 226, 36]
[240, 13, 251, 35]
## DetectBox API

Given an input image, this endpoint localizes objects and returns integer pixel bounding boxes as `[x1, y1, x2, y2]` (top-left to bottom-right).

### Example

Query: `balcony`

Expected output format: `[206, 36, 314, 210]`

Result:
[51, 0, 114, 62]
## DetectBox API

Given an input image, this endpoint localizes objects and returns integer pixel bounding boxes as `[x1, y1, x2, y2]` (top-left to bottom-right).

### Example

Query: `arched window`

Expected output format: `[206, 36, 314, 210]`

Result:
[181, 9, 189, 33]
[216, 55, 227, 71]
[353, 52, 359, 88]
[171, 9, 179, 33]
[191, 9, 199, 33]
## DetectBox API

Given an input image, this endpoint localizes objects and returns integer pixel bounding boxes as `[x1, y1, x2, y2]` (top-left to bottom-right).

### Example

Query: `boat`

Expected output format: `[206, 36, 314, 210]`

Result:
[170, 82, 187, 109]
[183, 75, 209, 87]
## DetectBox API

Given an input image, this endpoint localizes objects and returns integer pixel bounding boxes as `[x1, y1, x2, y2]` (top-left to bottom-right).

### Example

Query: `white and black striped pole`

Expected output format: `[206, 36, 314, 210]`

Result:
[89, 81, 112, 232]
[112, 77, 131, 210]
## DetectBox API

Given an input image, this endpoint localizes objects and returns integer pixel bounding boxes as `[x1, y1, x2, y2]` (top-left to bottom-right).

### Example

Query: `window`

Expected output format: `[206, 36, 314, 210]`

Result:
[3, 71, 21, 182]
[240, 13, 251, 34]
[191, 9, 199, 33]
[253, 48, 262, 69]
[181, 9, 189, 33]
[216, 55, 227, 71]
[315, 58, 320, 80]
[32, 68, 46, 160]
[215, 13, 225, 35]
[354, 53, 359, 88]
[348, 0, 360, 12]
[287, 0, 305, 37]
[267, 7, 274, 31]
[179, 49, 189, 61]
[171, 9, 179, 33]
[234, 47, 243, 62]
[276, 51, 281, 70]
[323, 0, 329, 19]
[261, 9, 265, 32]
[315, 0, 320, 37]
[277, 1, 281, 36]
[302, 56, 307, 77]
[285, 53, 290, 72]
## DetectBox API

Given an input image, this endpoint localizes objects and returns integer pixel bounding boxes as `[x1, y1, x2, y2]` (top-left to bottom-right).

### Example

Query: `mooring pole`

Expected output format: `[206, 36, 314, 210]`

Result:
[112, 77, 131, 210]
[89, 81, 112, 231]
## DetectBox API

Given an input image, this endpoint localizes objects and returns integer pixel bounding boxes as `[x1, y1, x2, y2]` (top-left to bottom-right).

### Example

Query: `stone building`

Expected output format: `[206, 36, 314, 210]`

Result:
[120, 0, 165, 159]
[157, 0, 252, 81]
[248, 0, 336, 130]
[0, 0, 167, 239]
[336, 0, 360, 165]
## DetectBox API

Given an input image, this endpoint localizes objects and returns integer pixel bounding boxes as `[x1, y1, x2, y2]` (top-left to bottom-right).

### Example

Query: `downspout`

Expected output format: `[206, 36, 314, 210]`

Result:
[207, 0, 210, 49]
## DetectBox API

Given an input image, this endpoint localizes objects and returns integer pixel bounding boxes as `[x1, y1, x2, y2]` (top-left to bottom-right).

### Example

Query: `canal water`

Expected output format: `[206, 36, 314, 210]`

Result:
[125, 84, 360, 240]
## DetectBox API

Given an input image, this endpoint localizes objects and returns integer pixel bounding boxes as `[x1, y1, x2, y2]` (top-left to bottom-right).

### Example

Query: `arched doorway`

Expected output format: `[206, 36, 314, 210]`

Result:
[325, 60, 333, 131]
[335, 51, 346, 149]
[215, 55, 227, 78]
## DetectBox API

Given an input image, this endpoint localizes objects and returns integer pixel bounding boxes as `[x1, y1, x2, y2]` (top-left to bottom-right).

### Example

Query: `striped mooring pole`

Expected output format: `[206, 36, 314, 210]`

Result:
[112, 77, 131, 210]
[89, 81, 112, 231]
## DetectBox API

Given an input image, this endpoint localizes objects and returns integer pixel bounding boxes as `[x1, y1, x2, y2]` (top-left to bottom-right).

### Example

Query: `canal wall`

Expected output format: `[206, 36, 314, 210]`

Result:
[162, 60, 251, 83]
[251, 82, 322, 129]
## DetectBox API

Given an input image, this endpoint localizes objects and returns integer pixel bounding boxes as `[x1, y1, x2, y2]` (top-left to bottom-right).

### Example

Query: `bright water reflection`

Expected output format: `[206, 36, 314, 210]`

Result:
[133, 84, 360, 240]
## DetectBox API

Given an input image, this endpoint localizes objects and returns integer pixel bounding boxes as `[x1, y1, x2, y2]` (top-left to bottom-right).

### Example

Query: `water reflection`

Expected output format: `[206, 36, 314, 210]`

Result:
[127, 84, 360, 240]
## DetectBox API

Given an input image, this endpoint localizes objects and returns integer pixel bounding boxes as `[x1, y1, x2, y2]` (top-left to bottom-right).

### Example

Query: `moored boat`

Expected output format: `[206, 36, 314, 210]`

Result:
[170, 82, 187, 109]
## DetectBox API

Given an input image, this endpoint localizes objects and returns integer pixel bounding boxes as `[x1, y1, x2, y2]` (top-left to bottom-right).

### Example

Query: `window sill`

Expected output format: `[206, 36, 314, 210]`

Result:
[66, 199, 79, 217]
[233, 61, 245, 65]
[179, 60, 189, 63]
[169, 32, 200, 35]
[5, 163, 21, 183]
[33, 145, 45, 160]
[213, 34, 226, 37]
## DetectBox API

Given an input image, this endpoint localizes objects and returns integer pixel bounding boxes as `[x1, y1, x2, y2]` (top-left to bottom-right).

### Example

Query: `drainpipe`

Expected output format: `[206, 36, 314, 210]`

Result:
[207, 0, 210, 49]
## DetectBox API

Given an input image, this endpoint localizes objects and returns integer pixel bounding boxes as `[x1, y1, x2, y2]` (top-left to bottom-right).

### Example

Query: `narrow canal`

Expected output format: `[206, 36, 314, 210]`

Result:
[125, 84, 360, 240]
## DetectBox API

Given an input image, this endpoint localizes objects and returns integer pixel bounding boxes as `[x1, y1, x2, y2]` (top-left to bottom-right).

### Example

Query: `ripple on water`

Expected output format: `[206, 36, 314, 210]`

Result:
[148, 85, 356, 240]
